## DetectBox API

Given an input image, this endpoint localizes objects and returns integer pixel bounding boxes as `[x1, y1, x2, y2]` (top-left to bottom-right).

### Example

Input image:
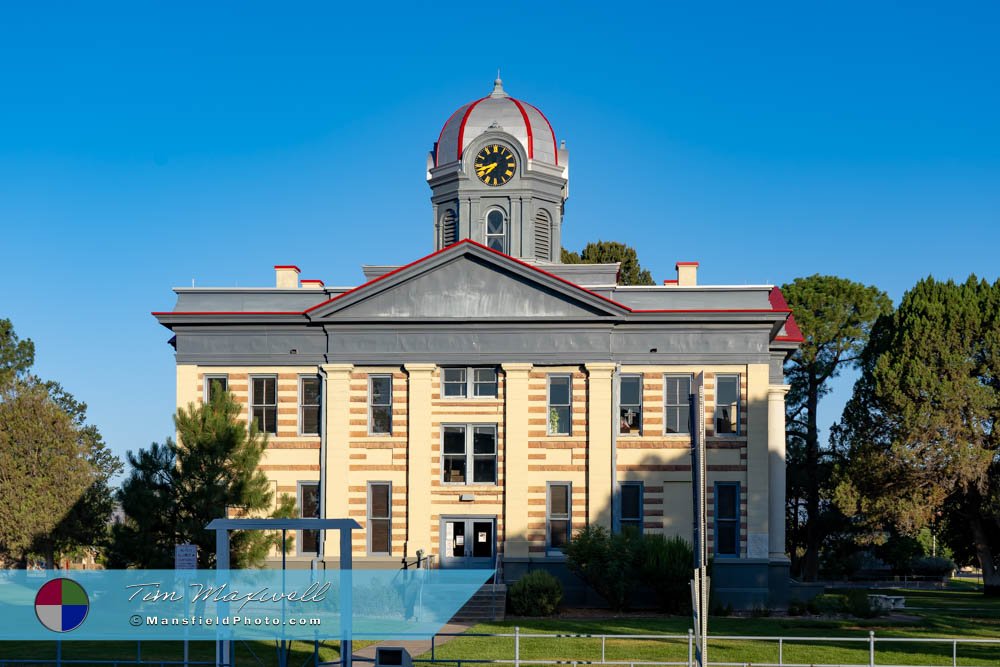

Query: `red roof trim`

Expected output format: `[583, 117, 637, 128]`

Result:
[152, 311, 302, 316]
[675, 262, 700, 268]
[274, 265, 300, 272]
[525, 102, 558, 166]
[769, 287, 805, 343]
[456, 97, 489, 162]
[631, 308, 790, 314]
[508, 97, 534, 160]
[663, 279, 678, 285]
[301, 279, 325, 286]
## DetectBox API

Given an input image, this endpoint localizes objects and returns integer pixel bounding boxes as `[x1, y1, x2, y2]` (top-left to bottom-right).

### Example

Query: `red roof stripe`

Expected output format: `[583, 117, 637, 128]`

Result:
[525, 102, 558, 166]
[456, 97, 489, 162]
[273, 265, 300, 272]
[508, 97, 534, 160]
[675, 261, 700, 267]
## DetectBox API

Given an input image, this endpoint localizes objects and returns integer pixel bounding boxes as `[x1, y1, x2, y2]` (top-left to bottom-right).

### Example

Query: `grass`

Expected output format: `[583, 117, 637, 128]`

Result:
[1, 582, 997, 666]
[420, 581, 1000, 666]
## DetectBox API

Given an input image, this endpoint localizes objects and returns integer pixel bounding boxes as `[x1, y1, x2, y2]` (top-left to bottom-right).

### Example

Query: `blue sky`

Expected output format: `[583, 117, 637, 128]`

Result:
[1, 2, 998, 473]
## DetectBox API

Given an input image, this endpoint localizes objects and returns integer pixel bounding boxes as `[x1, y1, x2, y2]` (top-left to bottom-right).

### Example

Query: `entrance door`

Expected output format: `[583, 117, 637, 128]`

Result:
[441, 517, 495, 568]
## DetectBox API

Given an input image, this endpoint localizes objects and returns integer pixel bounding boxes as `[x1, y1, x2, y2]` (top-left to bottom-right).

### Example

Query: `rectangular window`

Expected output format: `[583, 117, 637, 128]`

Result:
[369, 375, 392, 435]
[441, 424, 497, 484]
[204, 375, 228, 403]
[441, 367, 498, 399]
[368, 482, 391, 555]
[714, 482, 740, 557]
[619, 374, 643, 435]
[298, 482, 319, 555]
[547, 375, 572, 435]
[250, 376, 277, 434]
[473, 368, 498, 397]
[664, 374, 692, 434]
[443, 368, 468, 398]
[715, 375, 740, 435]
[547, 482, 571, 552]
[299, 376, 321, 436]
[620, 482, 643, 533]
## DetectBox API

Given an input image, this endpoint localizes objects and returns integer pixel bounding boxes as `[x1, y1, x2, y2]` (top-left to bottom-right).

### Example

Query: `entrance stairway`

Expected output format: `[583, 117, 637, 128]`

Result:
[449, 583, 507, 623]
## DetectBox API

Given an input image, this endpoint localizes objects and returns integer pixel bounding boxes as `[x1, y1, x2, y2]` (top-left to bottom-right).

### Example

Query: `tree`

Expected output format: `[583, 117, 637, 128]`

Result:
[111, 390, 293, 568]
[781, 275, 891, 580]
[561, 241, 656, 285]
[0, 379, 94, 566]
[833, 276, 1000, 594]
[0, 319, 118, 567]
[0, 318, 34, 388]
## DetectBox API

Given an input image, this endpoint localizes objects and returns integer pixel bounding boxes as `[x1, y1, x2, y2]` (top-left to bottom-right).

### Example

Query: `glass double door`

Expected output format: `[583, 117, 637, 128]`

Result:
[441, 517, 495, 568]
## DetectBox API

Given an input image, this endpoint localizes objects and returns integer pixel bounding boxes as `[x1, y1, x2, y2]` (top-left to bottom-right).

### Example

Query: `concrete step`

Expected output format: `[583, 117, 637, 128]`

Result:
[450, 584, 506, 623]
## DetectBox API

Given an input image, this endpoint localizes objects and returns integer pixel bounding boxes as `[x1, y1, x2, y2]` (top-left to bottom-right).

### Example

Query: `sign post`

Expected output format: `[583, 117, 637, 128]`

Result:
[174, 544, 197, 666]
[689, 382, 709, 667]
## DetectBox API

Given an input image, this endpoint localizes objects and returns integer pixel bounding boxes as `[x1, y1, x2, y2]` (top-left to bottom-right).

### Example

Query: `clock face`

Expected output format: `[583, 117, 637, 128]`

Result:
[474, 144, 516, 186]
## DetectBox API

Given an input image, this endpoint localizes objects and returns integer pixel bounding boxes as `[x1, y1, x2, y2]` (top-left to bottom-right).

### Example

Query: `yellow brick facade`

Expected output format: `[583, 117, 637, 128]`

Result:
[177, 362, 773, 564]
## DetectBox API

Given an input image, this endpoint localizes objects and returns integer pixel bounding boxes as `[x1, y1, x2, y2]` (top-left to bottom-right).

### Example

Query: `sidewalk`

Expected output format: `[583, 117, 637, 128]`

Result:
[352, 623, 469, 661]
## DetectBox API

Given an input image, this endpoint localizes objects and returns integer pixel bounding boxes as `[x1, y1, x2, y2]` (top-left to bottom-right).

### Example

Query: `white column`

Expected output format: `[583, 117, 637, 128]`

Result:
[768, 384, 791, 560]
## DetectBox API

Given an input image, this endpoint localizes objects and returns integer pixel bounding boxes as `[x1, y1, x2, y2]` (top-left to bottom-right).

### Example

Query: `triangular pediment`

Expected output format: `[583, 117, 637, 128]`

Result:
[306, 242, 626, 321]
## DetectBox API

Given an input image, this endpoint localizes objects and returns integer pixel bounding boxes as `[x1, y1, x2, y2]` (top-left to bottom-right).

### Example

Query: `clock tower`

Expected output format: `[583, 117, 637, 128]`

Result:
[427, 77, 569, 263]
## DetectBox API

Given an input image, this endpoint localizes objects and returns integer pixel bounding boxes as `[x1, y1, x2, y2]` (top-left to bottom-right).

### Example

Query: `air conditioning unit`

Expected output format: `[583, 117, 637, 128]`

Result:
[375, 647, 412, 667]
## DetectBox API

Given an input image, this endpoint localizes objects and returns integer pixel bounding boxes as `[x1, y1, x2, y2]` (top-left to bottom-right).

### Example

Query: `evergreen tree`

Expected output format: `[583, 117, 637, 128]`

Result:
[561, 241, 656, 285]
[833, 276, 1000, 594]
[781, 275, 891, 580]
[111, 390, 293, 568]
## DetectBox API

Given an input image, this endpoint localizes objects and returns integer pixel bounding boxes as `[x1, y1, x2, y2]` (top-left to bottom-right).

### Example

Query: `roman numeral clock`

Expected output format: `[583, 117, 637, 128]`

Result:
[474, 144, 516, 186]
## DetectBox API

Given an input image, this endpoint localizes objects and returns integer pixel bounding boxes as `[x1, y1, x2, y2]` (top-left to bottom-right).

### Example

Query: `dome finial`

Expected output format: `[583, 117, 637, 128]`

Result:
[491, 69, 507, 98]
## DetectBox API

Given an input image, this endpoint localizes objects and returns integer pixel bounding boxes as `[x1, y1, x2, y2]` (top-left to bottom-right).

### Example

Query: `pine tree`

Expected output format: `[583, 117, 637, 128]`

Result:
[834, 276, 1000, 594]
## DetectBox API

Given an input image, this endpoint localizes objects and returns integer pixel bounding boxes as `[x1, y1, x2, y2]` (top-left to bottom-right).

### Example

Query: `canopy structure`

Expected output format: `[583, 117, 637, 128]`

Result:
[205, 517, 362, 667]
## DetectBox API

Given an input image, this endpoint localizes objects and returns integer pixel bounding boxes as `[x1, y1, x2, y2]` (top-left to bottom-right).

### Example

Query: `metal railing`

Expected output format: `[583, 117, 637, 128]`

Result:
[403, 628, 1000, 667]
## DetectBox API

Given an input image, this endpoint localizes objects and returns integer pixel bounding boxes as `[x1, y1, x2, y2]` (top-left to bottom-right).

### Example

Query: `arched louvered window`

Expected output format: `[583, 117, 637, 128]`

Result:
[485, 209, 507, 253]
[534, 209, 552, 261]
[441, 209, 457, 247]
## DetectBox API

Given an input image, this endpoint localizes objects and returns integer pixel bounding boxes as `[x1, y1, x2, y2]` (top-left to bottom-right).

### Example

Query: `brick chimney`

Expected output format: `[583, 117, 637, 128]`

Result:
[676, 262, 699, 286]
[274, 265, 300, 289]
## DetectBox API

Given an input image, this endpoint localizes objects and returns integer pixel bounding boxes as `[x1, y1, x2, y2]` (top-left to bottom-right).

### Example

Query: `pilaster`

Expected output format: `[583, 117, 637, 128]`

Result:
[321, 363, 353, 558]
[768, 384, 791, 560]
[404, 363, 436, 557]
[585, 362, 616, 529]
[501, 363, 532, 557]
[746, 363, 770, 558]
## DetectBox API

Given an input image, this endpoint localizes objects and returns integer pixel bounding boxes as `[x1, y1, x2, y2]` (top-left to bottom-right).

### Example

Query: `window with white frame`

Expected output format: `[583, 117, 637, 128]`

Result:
[620, 481, 644, 533]
[298, 482, 319, 555]
[664, 374, 692, 434]
[442, 367, 498, 398]
[250, 376, 277, 434]
[369, 375, 392, 435]
[485, 209, 507, 253]
[299, 376, 321, 436]
[442, 424, 497, 484]
[547, 482, 571, 552]
[715, 374, 740, 435]
[368, 482, 391, 555]
[619, 374, 643, 435]
[547, 375, 572, 435]
[205, 374, 228, 403]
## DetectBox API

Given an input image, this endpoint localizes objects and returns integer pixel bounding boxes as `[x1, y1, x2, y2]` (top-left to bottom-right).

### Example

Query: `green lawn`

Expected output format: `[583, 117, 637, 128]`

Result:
[1, 583, 997, 666]
[421, 583, 1000, 666]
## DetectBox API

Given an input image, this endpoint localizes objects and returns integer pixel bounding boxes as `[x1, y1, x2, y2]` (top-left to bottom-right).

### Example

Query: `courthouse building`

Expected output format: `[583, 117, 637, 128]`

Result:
[154, 78, 802, 606]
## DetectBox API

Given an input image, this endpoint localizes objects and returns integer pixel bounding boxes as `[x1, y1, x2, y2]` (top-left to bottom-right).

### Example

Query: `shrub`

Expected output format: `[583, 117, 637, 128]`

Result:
[565, 524, 642, 611]
[638, 534, 694, 613]
[787, 599, 808, 616]
[508, 570, 563, 616]
[845, 589, 878, 618]
[911, 556, 956, 578]
[812, 593, 848, 615]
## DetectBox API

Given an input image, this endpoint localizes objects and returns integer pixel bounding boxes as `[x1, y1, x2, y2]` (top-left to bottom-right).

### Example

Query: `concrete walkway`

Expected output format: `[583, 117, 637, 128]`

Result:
[352, 623, 469, 661]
